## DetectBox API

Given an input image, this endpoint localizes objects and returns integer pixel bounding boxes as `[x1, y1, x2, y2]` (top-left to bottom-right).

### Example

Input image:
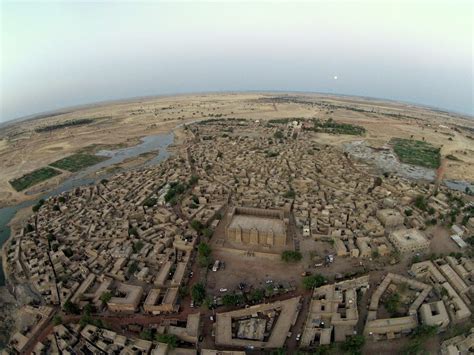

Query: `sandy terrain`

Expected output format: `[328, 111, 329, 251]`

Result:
[0, 92, 473, 208]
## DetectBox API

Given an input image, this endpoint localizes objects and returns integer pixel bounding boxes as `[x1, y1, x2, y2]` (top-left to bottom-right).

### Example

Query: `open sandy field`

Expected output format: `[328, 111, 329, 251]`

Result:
[1, 92, 473, 208]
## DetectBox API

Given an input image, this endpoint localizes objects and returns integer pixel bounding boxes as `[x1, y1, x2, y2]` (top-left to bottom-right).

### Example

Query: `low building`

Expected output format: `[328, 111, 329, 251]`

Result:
[419, 301, 450, 330]
[107, 283, 144, 313]
[388, 228, 429, 253]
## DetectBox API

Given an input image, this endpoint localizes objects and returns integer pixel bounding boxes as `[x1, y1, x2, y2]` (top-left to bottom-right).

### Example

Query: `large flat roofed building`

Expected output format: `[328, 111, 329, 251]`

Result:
[215, 296, 300, 349]
[107, 282, 144, 313]
[388, 228, 430, 254]
[226, 206, 288, 248]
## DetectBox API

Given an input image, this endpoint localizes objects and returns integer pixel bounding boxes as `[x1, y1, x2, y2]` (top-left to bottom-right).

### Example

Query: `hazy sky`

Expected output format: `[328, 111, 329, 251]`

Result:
[1, 0, 473, 122]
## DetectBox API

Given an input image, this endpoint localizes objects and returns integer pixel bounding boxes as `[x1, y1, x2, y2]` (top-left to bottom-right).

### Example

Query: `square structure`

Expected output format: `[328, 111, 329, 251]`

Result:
[226, 206, 288, 248]
[388, 228, 429, 253]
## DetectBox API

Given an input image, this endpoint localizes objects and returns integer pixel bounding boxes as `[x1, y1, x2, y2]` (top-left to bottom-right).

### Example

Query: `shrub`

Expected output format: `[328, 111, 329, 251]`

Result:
[191, 283, 206, 304]
[340, 335, 365, 354]
[222, 293, 244, 306]
[303, 274, 326, 289]
[281, 250, 302, 263]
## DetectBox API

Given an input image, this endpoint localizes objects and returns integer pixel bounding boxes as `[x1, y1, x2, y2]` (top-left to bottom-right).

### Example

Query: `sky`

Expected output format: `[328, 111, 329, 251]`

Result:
[0, 0, 473, 122]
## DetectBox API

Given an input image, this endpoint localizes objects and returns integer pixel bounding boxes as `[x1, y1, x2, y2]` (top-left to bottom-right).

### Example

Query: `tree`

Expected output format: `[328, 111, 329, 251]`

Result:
[341, 335, 365, 354]
[302, 274, 326, 290]
[274, 130, 284, 139]
[52, 315, 63, 325]
[385, 293, 400, 315]
[133, 241, 144, 253]
[191, 283, 206, 304]
[190, 220, 204, 232]
[198, 242, 212, 257]
[128, 260, 139, 275]
[140, 329, 154, 341]
[413, 195, 427, 211]
[143, 197, 157, 207]
[281, 250, 302, 263]
[404, 209, 413, 216]
[100, 291, 112, 305]
[64, 248, 73, 258]
[63, 300, 80, 314]
[283, 189, 296, 199]
[249, 288, 265, 303]
[222, 293, 244, 306]
[202, 227, 213, 239]
[156, 334, 178, 348]
[189, 175, 199, 185]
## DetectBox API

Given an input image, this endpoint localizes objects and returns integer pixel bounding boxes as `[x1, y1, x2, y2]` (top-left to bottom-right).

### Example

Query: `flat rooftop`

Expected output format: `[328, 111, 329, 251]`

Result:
[228, 215, 285, 235]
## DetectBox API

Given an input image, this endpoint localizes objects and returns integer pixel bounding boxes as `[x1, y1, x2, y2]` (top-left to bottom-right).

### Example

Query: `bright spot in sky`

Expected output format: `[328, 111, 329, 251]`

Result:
[334, 76, 338, 80]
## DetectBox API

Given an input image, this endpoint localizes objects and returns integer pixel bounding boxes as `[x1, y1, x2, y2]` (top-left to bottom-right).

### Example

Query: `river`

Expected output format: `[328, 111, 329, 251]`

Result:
[0, 131, 175, 286]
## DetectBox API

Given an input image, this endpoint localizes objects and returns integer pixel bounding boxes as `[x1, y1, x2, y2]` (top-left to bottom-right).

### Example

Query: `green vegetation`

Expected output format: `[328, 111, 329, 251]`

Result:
[128, 260, 139, 275]
[50, 153, 107, 172]
[274, 130, 285, 139]
[35, 118, 95, 133]
[156, 334, 178, 348]
[268, 118, 293, 124]
[100, 291, 112, 304]
[391, 138, 441, 169]
[191, 282, 206, 304]
[10, 167, 61, 192]
[403, 325, 438, 354]
[302, 274, 326, 289]
[63, 300, 80, 314]
[191, 220, 204, 232]
[32, 199, 46, 212]
[128, 227, 138, 237]
[198, 242, 212, 267]
[413, 195, 428, 211]
[140, 329, 154, 341]
[384, 293, 400, 315]
[189, 175, 199, 186]
[64, 247, 73, 257]
[404, 209, 413, 216]
[266, 151, 279, 158]
[165, 181, 187, 204]
[283, 189, 296, 199]
[340, 335, 365, 355]
[248, 288, 265, 303]
[52, 315, 63, 325]
[133, 241, 144, 253]
[281, 250, 302, 263]
[222, 293, 245, 306]
[143, 197, 157, 207]
[306, 118, 366, 135]
[190, 220, 213, 239]
[79, 304, 105, 328]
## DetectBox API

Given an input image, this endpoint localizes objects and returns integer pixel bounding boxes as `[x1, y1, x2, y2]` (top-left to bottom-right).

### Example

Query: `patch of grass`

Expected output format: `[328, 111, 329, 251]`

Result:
[10, 167, 62, 191]
[50, 153, 108, 172]
[391, 138, 440, 169]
